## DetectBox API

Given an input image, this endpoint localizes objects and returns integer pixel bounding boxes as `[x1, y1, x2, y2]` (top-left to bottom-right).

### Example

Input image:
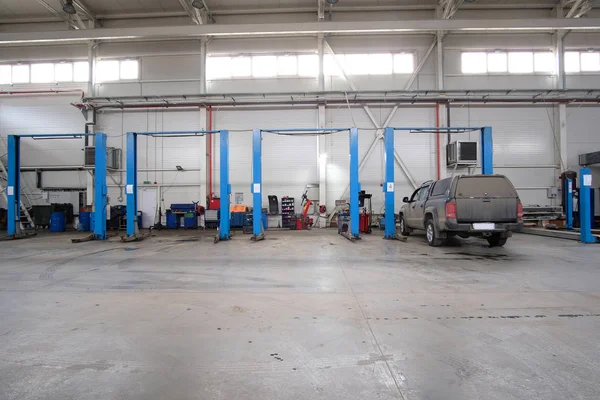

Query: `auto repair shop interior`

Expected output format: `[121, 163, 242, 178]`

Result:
[1, 1, 600, 399]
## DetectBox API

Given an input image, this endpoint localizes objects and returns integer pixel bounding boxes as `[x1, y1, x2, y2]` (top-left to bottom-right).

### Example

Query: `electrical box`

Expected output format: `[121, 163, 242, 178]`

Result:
[84, 147, 121, 170]
[446, 141, 478, 167]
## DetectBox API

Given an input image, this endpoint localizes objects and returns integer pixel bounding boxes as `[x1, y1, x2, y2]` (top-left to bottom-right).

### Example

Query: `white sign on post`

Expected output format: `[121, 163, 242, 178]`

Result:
[6, 186, 14, 196]
[126, 184, 134, 194]
[387, 182, 395, 193]
[583, 175, 592, 186]
[253, 183, 261, 193]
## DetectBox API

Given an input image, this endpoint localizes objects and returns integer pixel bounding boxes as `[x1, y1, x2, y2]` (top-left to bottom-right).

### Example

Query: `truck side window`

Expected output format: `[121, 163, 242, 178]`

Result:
[417, 186, 430, 201]
[409, 188, 421, 202]
[431, 178, 450, 196]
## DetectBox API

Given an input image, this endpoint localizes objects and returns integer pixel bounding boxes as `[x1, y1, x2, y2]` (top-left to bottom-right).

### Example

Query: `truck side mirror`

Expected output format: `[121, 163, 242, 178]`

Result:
[402, 197, 410, 203]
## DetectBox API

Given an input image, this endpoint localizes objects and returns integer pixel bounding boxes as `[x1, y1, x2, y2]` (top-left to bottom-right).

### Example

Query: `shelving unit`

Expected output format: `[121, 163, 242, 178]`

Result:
[281, 197, 295, 229]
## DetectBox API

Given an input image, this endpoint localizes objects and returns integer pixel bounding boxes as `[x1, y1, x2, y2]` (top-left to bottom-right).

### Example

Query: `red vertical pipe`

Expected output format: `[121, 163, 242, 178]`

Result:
[435, 102, 441, 180]
[208, 106, 213, 202]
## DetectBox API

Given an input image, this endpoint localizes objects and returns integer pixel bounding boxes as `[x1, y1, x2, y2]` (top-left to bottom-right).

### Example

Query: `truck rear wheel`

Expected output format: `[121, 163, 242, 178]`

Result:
[487, 234, 507, 247]
[425, 218, 443, 247]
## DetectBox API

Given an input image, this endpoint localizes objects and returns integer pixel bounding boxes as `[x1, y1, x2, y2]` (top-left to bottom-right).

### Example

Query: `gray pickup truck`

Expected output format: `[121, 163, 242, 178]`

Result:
[399, 174, 523, 247]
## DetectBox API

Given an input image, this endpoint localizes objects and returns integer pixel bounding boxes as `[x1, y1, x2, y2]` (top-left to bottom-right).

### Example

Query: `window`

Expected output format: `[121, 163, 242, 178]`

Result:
[73, 62, 89, 82]
[120, 59, 139, 80]
[565, 52, 580, 73]
[369, 54, 393, 75]
[346, 54, 371, 75]
[298, 55, 318, 77]
[207, 57, 232, 79]
[31, 63, 55, 83]
[461, 52, 487, 74]
[0, 65, 11, 84]
[581, 52, 600, 72]
[231, 56, 251, 77]
[431, 178, 451, 197]
[0, 60, 88, 84]
[324, 54, 345, 76]
[487, 52, 507, 73]
[252, 55, 277, 78]
[462, 51, 556, 74]
[277, 55, 297, 76]
[54, 62, 73, 82]
[97, 59, 138, 82]
[96, 60, 120, 82]
[393, 53, 414, 74]
[417, 186, 430, 201]
[508, 52, 533, 73]
[12, 65, 30, 83]
[534, 52, 554, 73]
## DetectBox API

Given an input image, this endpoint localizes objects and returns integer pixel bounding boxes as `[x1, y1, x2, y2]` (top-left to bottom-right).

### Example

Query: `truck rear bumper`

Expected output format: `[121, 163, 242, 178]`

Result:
[444, 221, 523, 235]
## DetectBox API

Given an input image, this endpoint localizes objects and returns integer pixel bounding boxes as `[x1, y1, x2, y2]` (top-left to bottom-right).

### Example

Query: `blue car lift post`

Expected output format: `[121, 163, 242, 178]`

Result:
[383, 126, 493, 240]
[251, 128, 361, 241]
[125, 130, 231, 243]
[6, 133, 108, 241]
[579, 167, 597, 243]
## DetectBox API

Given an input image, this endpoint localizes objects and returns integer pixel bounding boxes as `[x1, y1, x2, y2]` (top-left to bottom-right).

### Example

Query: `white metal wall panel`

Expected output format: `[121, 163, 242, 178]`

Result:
[388, 107, 437, 211]
[567, 105, 600, 212]
[141, 55, 201, 80]
[451, 106, 557, 205]
[96, 109, 206, 206]
[212, 108, 317, 211]
[0, 96, 85, 167]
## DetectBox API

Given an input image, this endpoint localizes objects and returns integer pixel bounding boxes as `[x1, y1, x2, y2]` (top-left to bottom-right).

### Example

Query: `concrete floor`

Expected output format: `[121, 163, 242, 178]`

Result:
[1, 229, 599, 400]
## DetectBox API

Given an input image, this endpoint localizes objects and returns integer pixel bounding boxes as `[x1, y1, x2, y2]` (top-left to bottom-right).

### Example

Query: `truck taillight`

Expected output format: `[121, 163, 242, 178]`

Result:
[446, 201, 457, 219]
[517, 202, 523, 221]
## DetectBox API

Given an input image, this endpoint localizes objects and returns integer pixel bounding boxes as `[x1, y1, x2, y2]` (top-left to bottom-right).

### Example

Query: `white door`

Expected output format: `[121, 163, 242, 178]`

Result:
[140, 188, 158, 228]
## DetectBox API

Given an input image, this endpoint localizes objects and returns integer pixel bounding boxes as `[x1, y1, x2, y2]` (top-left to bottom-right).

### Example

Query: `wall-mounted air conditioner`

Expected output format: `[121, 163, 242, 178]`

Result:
[446, 141, 478, 167]
[84, 147, 121, 170]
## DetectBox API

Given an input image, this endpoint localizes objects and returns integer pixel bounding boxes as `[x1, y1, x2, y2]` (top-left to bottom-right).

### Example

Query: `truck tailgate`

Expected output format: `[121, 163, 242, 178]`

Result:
[456, 197, 517, 223]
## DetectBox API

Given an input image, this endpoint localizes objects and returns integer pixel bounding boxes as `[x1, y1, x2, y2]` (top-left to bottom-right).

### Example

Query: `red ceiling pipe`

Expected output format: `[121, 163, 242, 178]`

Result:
[435, 102, 441, 180]
[208, 106, 213, 204]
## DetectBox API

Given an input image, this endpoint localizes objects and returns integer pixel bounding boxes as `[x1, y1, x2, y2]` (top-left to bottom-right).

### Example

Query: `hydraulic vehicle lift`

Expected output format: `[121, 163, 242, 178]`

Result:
[251, 128, 361, 242]
[5, 133, 108, 240]
[125, 130, 231, 243]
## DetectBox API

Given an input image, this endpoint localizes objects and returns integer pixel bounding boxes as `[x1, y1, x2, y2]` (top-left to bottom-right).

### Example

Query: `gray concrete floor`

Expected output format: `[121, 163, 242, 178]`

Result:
[1, 228, 599, 400]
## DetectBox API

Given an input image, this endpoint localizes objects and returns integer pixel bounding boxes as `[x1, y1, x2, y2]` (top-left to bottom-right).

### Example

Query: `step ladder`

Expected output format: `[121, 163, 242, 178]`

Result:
[0, 138, 35, 230]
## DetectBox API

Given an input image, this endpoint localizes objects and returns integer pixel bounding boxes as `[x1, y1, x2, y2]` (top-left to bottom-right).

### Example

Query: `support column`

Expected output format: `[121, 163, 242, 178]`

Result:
[251, 129, 263, 238]
[6, 135, 20, 236]
[86, 41, 97, 207]
[219, 130, 231, 240]
[579, 168, 595, 243]
[559, 103, 568, 171]
[199, 107, 208, 205]
[384, 127, 395, 239]
[318, 105, 327, 228]
[94, 133, 108, 240]
[349, 128, 360, 238]
[200, 37, 207, 94]
[565, 178, 573, 229]
[480, 127, 493, 174]
[317, 34, 325, 91]
[126, 132, 138, 237]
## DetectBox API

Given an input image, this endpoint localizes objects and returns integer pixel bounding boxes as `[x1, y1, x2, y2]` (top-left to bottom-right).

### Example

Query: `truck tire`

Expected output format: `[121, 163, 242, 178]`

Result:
[425, 218, 443, 247]
[487, 235, 507, 247]
[399, 215, 411, 236]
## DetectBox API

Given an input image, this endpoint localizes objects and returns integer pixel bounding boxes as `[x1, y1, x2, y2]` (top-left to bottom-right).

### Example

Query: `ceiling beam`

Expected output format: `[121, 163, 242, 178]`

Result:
[73, 0, 101, 26]
[177, 0, 203, 24]
[34, 0, 81, 30]
[1, 18, 600, 44]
